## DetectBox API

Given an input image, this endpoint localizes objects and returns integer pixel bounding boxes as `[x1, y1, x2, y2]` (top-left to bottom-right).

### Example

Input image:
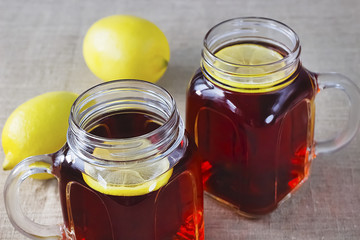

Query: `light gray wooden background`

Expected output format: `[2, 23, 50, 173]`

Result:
[1, 0, 360, 239]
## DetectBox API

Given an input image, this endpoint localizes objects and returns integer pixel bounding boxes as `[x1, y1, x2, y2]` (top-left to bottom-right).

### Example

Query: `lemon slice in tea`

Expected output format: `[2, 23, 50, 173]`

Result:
[211, 43, 288, 88]
[82, 148, 172, 196]
[216, 43, 284, 66]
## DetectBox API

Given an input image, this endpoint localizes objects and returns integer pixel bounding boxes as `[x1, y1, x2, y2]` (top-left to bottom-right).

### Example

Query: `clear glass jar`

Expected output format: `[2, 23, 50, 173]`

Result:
[186, 17, 360, 217]
[5, 80, 204, 240]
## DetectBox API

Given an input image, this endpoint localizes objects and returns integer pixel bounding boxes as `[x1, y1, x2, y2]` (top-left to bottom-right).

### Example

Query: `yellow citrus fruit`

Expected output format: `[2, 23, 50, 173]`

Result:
[83, 15, 170, 83]
[2, 92, 78, 178]
[82, 148, 172, 196]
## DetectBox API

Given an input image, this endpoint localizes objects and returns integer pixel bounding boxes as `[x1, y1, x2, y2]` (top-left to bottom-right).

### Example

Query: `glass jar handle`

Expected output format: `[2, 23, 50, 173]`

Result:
[4, 154, 62, 240]
[315, 72, 360, 154]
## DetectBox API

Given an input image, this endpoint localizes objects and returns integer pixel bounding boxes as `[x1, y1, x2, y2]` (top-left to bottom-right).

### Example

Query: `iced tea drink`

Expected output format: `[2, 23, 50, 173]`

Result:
[186, 17, 360, 217]
[5, 80, 204, 239]
[54, 112, 203, 240]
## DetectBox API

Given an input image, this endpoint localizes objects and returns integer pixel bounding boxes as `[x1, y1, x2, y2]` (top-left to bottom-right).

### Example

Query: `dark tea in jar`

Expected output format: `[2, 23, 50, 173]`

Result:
[5, 80, 204, 240]
[186, 17, 360, 217]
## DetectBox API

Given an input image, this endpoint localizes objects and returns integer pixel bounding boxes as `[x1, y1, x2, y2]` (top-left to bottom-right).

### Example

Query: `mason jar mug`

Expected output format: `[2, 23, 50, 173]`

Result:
[5, 80, 204, 240]
[186, 17, 360, 217]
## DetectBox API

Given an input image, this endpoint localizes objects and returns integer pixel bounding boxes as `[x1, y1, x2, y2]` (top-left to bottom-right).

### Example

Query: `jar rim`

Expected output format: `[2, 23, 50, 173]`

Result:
[201, 17, 302, 93]
[203, 16, 301, 68]
[67, 79, 184, 165]
[70, 79, 176, 142]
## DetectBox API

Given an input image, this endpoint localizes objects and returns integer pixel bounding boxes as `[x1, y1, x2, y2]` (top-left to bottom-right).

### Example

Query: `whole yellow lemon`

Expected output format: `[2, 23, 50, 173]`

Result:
[83, 15, 170, 83]
[2, 91, 78, 172]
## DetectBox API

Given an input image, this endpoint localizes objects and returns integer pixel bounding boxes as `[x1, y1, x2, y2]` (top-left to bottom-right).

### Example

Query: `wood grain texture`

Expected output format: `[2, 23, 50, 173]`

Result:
[1, 0, 359, 239]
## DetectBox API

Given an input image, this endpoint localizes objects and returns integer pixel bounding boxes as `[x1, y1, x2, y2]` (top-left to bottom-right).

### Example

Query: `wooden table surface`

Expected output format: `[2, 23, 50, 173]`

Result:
[1, 0, 360, 239]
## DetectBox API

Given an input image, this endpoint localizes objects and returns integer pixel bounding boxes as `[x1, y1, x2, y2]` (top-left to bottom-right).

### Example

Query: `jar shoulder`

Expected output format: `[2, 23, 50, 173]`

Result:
[188, 66, 317, 102]
[186, 66, 317, 126]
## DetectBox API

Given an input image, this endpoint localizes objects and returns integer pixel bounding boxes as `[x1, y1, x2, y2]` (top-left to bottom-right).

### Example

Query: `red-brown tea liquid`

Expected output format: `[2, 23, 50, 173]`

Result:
[186, 43, 317, 216]
[52, 111, 204, 239]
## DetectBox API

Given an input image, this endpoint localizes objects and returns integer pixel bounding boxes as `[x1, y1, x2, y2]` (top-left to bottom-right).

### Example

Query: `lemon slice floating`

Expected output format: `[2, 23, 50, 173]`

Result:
[82, 148, 172, 196]
[208, 43, 292, 92]
[216, 43, 284, 66]
[2, 91, 78, 174]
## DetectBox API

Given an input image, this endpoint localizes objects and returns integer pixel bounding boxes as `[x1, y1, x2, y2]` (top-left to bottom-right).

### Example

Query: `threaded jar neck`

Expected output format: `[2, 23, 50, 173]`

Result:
[67, 80, 184, 168]
[201, 17, 301, 93]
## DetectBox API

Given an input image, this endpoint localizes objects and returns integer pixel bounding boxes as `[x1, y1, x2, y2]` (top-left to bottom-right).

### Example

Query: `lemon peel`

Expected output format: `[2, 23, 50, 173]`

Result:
[2, 91, 78, 173]
[83, 15, 170, 83]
